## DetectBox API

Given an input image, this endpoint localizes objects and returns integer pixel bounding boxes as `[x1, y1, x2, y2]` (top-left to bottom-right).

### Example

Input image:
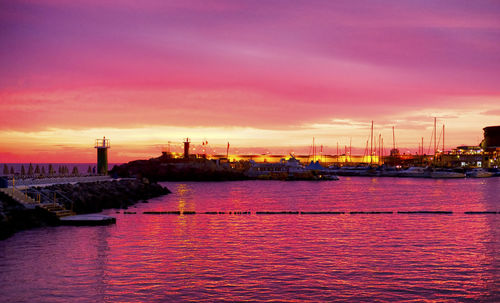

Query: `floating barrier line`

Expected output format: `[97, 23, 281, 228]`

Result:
[350, 211, 393, 214]
[397, 211, 453, 214]
[134, 210, 499, 215]
[256, 211, 299, 215]
[300, 211, 344, 215]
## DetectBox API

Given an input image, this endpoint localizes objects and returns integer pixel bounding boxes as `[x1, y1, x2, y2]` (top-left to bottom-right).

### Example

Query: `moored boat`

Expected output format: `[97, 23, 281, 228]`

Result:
[430, 169, 465, 178]
[398, 166, 429, 178]
[466, 168, 494, 178]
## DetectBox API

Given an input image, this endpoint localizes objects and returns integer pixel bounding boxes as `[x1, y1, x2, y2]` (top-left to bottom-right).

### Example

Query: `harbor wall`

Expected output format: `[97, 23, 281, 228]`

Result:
[0, 179, 170, 240]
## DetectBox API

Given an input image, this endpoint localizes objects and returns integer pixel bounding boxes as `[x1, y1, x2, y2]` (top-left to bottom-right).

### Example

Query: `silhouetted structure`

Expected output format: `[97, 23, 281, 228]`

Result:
[184, 138, 191, 159]
[95, 137, 110, 175]
[481, 126, 500, 149]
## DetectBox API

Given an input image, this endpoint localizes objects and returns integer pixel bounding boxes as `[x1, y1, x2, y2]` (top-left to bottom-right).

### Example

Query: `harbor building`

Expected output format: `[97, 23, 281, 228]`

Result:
[480, 125, 500, 167]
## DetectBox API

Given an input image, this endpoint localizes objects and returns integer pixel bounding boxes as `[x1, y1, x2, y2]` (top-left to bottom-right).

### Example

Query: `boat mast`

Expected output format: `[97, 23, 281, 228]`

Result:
[364, 139, 369, 163]
[421, 137, 424, 155]
[379, 133, 381, 165]
[313, 137, 315, 162]
[381, 137, 384, 165]
[392, 126, 396, 150]
[320, 145, 323, 163]
[336, 142, 339, 164]
[434, 117, 437, 157]
[442, 124, 445, 153]
[370, 120, 374, 165]
[349, 137, 352, 164]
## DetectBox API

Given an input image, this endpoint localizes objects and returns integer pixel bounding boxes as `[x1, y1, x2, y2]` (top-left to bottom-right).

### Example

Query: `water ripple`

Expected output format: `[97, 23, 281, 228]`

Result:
[1, 178, 499, 302]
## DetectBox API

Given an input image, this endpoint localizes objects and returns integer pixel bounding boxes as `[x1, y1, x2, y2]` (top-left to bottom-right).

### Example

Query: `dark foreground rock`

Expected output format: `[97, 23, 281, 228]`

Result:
[0, 179, 170, 240]
[0, 196, 59, 240]
[40, 179, 171, 214]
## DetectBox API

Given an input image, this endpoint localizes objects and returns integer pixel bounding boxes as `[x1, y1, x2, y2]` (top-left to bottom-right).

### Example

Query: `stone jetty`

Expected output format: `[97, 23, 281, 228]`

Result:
[0, 179, 170, 240]
[38, 179, 170, 214]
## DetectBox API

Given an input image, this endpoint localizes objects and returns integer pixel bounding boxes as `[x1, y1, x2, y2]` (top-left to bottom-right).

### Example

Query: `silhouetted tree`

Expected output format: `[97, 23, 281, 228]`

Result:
[28, 163, 34, 175]
[3, 164, 8, 175]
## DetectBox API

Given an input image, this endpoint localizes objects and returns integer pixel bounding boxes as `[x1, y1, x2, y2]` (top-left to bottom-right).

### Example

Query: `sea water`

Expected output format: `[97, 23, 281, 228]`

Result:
[1, 177, 499, 302]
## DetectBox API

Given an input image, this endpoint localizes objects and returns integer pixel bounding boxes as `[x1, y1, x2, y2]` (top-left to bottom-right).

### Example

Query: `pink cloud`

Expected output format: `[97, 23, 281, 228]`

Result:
[482, 109, 500, 116]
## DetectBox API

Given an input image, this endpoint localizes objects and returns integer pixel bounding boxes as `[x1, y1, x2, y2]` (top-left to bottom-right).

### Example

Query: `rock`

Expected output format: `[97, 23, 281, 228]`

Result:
[41, 179, 170, 214]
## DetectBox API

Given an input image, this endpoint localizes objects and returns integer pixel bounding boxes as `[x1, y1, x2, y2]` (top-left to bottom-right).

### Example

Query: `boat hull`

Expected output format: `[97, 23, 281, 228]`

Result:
[430, 172, 465, 178]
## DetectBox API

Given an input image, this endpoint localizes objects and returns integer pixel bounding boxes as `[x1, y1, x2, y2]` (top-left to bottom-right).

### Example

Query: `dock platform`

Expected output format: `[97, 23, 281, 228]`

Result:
[59, 214, 116, 226]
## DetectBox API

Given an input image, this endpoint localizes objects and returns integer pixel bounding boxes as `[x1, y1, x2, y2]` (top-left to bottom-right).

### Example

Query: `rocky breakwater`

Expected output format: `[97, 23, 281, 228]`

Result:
[0, 179, 170, 240]
[0, 194, 56, 240]
[41, 179, 171, 214]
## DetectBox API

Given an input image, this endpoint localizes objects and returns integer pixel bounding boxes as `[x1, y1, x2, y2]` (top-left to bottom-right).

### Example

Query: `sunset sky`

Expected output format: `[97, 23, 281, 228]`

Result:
[1, 0, 499, 163]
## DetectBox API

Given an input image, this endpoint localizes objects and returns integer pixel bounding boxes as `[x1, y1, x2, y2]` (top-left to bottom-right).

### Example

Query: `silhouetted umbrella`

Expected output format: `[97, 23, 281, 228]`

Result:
[3, 164, 8, 175]
[21, 165, 26, 176]
[28, 163, 34, 175]
[35, 165, 40, 174]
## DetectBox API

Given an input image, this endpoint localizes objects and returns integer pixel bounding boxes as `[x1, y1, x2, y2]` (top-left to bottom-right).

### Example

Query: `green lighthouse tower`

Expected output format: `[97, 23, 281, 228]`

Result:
[95, 137, 110, 175]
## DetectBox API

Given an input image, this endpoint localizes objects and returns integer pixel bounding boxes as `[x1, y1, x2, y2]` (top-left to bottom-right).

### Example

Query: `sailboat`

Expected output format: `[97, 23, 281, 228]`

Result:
[430, 118, 465, 178]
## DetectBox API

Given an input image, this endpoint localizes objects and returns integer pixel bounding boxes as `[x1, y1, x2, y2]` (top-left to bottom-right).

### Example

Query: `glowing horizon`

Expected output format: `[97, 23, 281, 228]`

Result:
[1, 0, 499, 163]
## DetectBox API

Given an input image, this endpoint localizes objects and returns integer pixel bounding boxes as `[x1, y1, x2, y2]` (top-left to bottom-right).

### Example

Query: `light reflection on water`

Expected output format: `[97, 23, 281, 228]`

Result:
[0, 178, 499, 302]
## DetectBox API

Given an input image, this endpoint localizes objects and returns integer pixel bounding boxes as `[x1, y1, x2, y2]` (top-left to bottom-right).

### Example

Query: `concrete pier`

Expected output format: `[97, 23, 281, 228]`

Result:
[59, 214, 116, 226]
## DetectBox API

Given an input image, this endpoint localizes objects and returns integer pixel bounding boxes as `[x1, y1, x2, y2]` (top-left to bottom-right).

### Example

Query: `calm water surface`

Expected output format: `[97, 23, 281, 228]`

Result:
[1, 177, 499, 302]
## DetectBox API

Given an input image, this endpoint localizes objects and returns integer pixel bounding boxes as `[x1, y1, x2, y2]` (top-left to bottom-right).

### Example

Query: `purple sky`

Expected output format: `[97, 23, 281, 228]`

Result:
[1, 0, 499, 161]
